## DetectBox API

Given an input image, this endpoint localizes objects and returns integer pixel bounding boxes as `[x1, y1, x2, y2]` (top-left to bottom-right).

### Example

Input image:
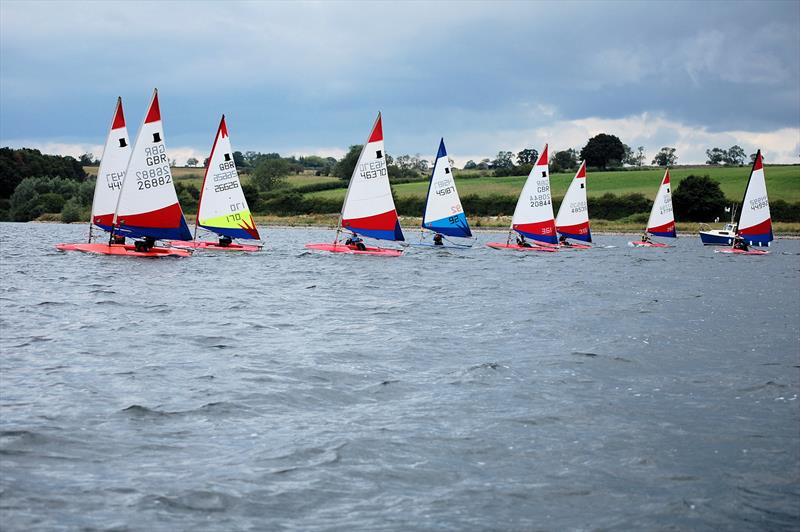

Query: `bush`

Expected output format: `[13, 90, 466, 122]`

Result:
[61, 198, 82, 223]
[770, 199, 800, 222]
[672, 174, 727, 221]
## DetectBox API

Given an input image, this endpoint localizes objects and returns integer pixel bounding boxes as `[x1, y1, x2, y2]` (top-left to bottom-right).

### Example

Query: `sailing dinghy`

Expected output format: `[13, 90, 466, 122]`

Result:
[57, 97, 132, 252]
[487, 144, 558, 252]
[411, 138, 473, 248]
[554, 160, 592, 249]
[305, 113, 404, 256]
[716, 150, 771, 255]
[59, 89, 191, 257]
[169, 115, 261, 251]
[629, 169, 675, 248]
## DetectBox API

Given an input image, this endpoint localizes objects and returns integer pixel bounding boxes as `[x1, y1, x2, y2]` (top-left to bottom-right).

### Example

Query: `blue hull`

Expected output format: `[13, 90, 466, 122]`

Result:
[699, 232, 735, 246]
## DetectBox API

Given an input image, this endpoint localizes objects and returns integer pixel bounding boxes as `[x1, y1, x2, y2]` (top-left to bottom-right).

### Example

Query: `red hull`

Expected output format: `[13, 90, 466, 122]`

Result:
[55, 242, 191, 257]
[168, 240, 261, 252]
[304, 243, 403, 257]
[486, 242, 559, 252]
[715, 248, 769, 255]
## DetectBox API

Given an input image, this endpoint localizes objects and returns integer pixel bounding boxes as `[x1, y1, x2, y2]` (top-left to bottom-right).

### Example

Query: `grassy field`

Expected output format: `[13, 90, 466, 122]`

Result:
[82, 163, 799, 205]
[305, 165, 800, 203]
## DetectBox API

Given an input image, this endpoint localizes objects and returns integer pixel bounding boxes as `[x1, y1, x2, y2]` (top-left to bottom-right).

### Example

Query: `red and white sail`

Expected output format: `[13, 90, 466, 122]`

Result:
[113, 89, 191, 241]
[737, 150, 772, 246]
[91, 97, 130, 232]
[341, 113, 403, 241]
[196, 116, 259, 240]
[555, 161, 591, 242]
[646, 169, 676, 238]
[511, 144, 557, 244]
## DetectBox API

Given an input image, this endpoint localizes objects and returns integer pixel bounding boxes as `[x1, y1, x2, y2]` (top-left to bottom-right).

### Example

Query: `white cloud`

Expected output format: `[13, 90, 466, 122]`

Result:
[443, 113, 800, 167]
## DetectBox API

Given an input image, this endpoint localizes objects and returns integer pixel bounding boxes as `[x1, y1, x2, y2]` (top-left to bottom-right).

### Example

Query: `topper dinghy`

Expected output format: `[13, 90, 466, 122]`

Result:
[629, 169, 675, 248]
[56, 97, 136, 253]
[304, 113, 404, 256]
[487, 144, 559, 252]
[716, 150, 772, 255]
[410, 138, 473, 249]
[169, 115, 261, 251]
[554, 161, 592, 249]
[58, 90, 192, 257]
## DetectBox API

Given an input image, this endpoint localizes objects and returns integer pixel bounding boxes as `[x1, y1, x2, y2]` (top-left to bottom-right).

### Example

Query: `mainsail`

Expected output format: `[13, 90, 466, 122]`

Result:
[91, 97, 131, 233]
[511, 144, 557, 244]
[341, 113, 404, 241]
[646, 169, 676, 238]
[555, 161, 591, 242]
[422, 138, 471, 237]
[113, 89, 192, 241]
[196, 116, 259, 240]
[737, 150, 772, 246]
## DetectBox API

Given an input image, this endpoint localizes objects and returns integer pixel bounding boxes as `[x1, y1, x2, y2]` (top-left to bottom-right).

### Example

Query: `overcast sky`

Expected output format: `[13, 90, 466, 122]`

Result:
[1, 0, 798, 166]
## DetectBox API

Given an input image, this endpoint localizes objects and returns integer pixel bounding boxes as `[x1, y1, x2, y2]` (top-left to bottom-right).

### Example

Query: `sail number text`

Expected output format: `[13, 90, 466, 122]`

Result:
[749, 195, 768, 210]
[136, 145, 172, 190]
[359, 160, 387, 179]
[569, 201, 587, 214]
[105, 171, 125, 190]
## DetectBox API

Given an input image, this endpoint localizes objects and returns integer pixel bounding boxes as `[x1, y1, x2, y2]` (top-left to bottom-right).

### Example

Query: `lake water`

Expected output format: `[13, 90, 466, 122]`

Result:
[1, 222, 798, 531]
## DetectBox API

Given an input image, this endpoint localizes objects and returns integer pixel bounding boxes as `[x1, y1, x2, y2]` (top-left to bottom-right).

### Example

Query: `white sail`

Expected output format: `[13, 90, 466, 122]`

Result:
[91, 97, 130, 232]
[341, 113, 403, 241]
[511, 144, 557, 244]
[737, 150, 772, 245]
[113, 89, 191, 241]
[646, 169, 676, 237]
[555, 161, 591, 242]
[422, 138, 471, 237]
[196, 116, 259, 240]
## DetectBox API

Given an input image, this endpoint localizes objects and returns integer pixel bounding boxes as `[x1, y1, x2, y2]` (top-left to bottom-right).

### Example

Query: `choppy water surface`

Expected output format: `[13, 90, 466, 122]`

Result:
[1, 222, 798, 531]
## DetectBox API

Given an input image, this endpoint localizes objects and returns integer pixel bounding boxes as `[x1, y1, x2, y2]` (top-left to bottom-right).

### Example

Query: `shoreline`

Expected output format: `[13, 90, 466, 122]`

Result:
[23, 218, 800, 237]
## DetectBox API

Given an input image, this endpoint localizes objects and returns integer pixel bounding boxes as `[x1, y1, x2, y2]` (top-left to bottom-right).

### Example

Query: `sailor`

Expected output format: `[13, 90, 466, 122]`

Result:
[134, 236, 156, 252]
[640, 232, 652, 244]
[346, 232, 366, 251]
[516, 234, 532, 248]
[433, 233, 444, 246]
[109, 233, 126, 245]
[218, 235, 233, 247]
[559, 234, 571, 247]
[733, 235, 749, 251]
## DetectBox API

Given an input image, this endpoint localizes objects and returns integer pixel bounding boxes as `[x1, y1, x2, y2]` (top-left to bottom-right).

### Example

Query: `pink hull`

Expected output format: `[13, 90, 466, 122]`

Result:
[168, 240, 262, 252]
[628, 241, 671, 248]
[715, 248, 769, 255]
[305, 243, 403, 257]
[486, 242, 559, 252]
[55, 242, 191, 257]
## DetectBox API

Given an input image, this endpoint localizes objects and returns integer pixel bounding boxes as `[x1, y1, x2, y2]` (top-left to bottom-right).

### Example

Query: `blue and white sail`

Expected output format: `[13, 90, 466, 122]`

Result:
[421, 139, 471, 237]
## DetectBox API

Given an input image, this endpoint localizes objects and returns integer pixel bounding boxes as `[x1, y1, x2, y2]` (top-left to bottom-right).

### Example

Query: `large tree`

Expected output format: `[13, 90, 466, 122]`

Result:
[516, 148, 539, 166]
[580, 133, 626, 169]
[333, 145, 363, 181]
[550, 149, 578, 173]
[725, 145, 746, 166]
[492, 151, 515, 169]
[672, 174, 727, 221]
[706, 147, 726, 165]
[252, 158, 290, 191]
[652, 147, 677, 167]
